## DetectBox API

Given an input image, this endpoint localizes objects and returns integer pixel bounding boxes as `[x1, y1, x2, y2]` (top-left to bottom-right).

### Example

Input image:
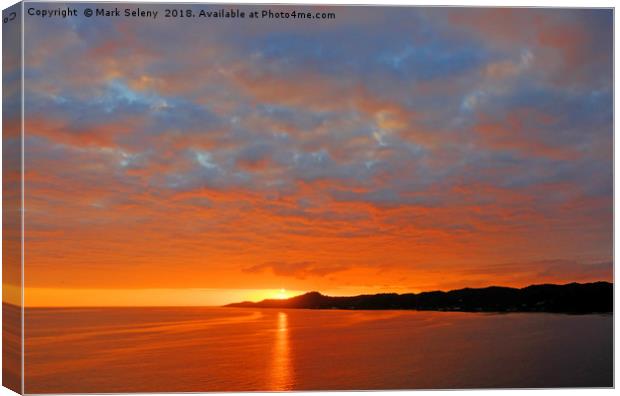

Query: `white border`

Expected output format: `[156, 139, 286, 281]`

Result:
[0, 1, 616, 396]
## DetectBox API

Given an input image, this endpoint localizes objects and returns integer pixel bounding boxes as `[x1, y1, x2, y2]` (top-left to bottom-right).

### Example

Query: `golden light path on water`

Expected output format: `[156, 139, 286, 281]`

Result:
[269, 312, 292, 390]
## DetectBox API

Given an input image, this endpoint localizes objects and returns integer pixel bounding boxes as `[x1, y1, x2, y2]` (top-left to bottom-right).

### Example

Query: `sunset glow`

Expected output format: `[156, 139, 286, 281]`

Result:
[10, 5, 612, 307]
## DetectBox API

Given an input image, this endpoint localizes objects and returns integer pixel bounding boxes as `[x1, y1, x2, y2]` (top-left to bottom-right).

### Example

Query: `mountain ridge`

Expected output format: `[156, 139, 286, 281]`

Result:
[225, 281, 613, 313]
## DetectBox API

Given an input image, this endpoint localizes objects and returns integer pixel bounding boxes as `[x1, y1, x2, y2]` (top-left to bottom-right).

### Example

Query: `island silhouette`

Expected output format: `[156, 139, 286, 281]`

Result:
[226, 281, 612, 313]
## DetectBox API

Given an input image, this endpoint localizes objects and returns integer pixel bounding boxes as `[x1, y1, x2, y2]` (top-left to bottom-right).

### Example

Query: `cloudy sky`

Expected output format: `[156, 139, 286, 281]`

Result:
[15, 5, 613, 306]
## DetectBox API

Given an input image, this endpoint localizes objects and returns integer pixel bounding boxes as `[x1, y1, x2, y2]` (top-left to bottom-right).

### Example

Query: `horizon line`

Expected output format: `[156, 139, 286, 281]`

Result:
[6, 280, 613, 309]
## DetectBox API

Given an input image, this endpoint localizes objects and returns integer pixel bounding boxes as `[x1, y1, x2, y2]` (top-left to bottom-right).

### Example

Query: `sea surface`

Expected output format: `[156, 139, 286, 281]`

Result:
[24, 307, 612, 392]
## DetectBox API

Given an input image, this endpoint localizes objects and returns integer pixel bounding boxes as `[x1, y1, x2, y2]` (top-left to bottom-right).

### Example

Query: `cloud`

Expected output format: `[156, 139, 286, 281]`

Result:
[484, 50, 533, 80]
[20, 7, 612, 294]
[445, 8, 612, 89]
[243, 261, 349, 279]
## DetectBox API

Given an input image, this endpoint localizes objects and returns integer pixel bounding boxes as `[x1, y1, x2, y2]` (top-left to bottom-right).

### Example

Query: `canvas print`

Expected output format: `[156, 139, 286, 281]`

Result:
[2, 2, 614, 393]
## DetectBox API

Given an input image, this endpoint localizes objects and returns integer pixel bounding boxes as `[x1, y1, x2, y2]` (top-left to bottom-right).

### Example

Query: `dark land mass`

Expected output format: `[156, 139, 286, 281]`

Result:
[226, 281, 613, 314]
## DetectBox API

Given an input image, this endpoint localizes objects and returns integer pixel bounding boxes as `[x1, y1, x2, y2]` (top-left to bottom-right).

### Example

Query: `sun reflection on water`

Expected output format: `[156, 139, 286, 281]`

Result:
[269, 311, 292, 390]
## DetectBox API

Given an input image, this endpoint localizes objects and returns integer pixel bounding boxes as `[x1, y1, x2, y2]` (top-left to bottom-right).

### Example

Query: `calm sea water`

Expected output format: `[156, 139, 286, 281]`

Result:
[24, 307, 612, 392]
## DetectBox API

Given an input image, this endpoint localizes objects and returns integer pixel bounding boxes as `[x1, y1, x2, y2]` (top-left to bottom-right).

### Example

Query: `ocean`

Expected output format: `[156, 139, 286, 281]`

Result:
[23, 306, 612, 392]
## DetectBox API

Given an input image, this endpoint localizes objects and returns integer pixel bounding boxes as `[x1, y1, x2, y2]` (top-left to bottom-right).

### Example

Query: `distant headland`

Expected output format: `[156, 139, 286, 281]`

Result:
[226, 281, 613, 314]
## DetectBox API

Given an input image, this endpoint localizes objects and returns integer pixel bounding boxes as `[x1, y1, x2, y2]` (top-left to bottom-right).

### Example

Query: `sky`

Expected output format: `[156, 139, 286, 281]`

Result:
[10, 5, 613, 306]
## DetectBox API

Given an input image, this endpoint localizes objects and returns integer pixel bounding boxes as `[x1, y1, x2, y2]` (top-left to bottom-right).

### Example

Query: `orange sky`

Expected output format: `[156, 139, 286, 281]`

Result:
[5, 6, 612, 306]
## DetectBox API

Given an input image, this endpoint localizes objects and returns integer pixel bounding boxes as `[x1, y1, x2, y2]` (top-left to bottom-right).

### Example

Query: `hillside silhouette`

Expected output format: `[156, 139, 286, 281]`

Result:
[226, 281, 613, 313]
